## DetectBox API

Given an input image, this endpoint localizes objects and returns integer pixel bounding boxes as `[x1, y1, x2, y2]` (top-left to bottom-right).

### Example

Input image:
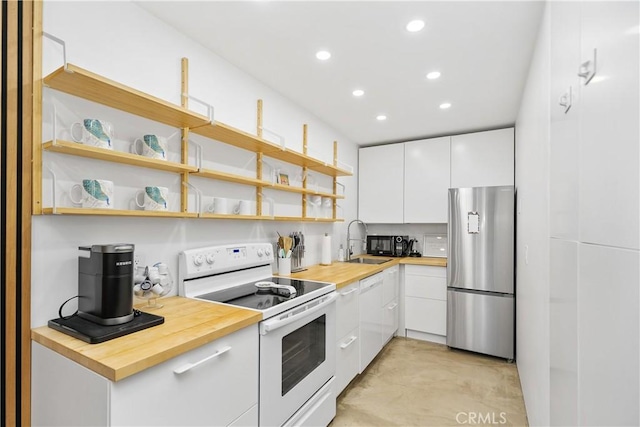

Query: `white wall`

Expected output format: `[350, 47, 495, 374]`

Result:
[514, 3, 550, 426]
[33, 1, 359, 327]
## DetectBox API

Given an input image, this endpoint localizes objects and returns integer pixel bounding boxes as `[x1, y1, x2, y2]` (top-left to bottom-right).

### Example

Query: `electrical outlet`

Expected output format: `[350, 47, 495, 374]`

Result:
[134, 252, 145, 270]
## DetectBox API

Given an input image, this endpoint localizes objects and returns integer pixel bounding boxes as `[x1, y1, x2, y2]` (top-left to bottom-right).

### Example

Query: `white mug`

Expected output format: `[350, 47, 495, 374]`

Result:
[135, 186, 169, 211]
[70, 119, 113, 150]
[70, 179, 114, 209]
[234, 200, 252, 216]
[206, 197, 230, 214]
[279, 257, 291, 276]
[308, 195, 321, 206]
[133, 135, 168, 161]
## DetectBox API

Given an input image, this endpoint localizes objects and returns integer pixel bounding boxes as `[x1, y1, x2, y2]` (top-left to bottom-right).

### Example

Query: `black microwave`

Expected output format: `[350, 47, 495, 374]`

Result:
[366, 235, 409, 257]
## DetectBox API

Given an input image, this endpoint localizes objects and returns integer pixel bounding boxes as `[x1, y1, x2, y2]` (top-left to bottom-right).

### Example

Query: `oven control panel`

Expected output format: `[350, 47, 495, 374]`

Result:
[179, 243, 274, 281]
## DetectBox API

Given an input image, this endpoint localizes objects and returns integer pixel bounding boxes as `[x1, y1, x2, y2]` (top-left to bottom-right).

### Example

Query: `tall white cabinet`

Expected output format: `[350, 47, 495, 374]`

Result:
[450, 128, 514, 188]
[358, 144, 404, 223]
[546, 1, 640, 426]
[404, 137, 451, 223]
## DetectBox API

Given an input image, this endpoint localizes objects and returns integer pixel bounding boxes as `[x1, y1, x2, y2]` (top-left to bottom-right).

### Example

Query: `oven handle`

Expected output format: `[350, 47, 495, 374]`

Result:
[260, 292, 337, 335]
[173, 346, 232, 375]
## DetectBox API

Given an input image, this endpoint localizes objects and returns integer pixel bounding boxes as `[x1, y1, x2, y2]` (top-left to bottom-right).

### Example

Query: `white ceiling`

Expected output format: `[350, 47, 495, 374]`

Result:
[137, 1, 544, 145]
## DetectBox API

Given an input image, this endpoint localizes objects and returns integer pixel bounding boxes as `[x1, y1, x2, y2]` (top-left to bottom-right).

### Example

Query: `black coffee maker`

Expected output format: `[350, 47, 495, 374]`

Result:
[78, 243, 135, 326]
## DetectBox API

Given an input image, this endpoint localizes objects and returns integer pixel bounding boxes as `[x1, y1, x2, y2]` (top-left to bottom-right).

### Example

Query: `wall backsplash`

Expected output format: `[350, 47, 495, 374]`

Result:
[366, 223, 448, 255]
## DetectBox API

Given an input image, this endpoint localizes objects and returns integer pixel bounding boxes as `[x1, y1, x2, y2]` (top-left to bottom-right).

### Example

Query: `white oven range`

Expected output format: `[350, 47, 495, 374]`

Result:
[179, 243, 337, 427]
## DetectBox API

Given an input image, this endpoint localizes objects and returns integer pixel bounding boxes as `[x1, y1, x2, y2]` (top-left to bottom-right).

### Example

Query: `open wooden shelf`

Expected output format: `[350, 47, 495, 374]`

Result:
[192, 168, 269, 186]
[273, 216, 344, 222]
[43, 140, 198, 173]
[42, 207, 198, 218]
[43, 64, 210, 129]
[191, 122, 352, 177]
[199, 213, 266, 220]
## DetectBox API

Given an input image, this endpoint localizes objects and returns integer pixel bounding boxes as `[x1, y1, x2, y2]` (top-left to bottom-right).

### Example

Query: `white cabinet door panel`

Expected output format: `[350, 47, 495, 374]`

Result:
[405, 297, 447, 336]
[404, 137, 451, 223]
[335, 327, 360, 395]
[578, 1, 640, 250]
[404, 264, 446, 277]
[405, 276, 446, 301]
[578, 244, 639, 426]
[358, 144, 404, 223]
[382, 266, 399, 305]
[451, 128, 514, 188]
[550, 238, 578, 427]
[336, 281, 359, 339]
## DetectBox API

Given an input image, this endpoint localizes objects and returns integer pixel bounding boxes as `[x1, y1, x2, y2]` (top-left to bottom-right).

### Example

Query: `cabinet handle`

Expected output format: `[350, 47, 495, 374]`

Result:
[173, 346, 232, 375]
[388, 302, 398, 310]
[558, 86, 572, 113]
[340, 336, 358, 349]
[578, 48, 597, 85]
[340, 288, 358, 296]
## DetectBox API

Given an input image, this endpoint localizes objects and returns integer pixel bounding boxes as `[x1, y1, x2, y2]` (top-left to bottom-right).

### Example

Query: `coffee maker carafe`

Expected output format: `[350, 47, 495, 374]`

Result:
[78, 243, 135, 326]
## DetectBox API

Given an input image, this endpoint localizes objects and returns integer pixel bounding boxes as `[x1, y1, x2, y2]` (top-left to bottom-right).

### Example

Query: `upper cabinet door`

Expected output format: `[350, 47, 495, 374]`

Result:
[404, 137, 451, 223]
[358, 144, 404, 223]
[450, 128, 514, 188]
[578, 1, 639, 250]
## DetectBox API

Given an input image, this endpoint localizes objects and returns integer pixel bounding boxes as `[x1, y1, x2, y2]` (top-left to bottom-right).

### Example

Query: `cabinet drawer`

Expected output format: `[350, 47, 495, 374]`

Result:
[382, 267, 399, 305]
[405, 297, 447, 336]
[111, 325, 259, 426]
[335, 327, 360, 395]
[405, 276, 447, 300]
[337, 282, 359, 339]
[383, 298, 399, 344]
[405, 265, 446, 277]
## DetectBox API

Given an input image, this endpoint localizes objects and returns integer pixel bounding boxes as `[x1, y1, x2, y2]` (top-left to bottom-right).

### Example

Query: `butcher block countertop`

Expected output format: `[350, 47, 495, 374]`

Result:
[31, 296, 262, 382]
[286, 256, 447, 289]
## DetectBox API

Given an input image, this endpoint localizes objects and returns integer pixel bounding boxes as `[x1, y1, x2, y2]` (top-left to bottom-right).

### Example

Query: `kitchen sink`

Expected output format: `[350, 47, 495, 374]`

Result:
[346, 258, 391, 265]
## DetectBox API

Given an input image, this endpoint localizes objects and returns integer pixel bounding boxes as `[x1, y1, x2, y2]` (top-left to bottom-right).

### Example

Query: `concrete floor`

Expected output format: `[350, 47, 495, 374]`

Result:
[331, 338, 528, 426]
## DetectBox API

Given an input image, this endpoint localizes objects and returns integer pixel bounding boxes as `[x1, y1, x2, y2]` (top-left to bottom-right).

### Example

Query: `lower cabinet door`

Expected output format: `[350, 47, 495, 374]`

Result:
[335, 327, 360, 395]
[405, 297, 446, 336]
[382, 299, 399, 344]
[110, 325, 259, 426]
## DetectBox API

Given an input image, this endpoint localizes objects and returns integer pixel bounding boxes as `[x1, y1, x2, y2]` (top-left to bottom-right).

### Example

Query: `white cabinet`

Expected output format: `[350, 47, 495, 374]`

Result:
[451, 128, 514, 188]
[382, 265, 399, 344]
[359, 273, 384, 372]
[578, 2, 639, 250]
[335, 281, 360, 395]
[358, 144, 404, 223]
[404, 137, 451, 223]
[32, 325, 259, 427]
[404, 265, 447, 343]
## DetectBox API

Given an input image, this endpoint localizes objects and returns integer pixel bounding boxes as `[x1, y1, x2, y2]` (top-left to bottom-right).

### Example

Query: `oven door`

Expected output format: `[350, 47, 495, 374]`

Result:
[259, 292, 337, 427]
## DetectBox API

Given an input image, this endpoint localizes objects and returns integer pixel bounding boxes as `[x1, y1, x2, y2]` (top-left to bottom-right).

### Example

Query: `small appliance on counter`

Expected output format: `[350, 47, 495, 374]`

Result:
[48, 243, 164, 344]
[366, 235, 409, 257]
[408, 238, 421, 257]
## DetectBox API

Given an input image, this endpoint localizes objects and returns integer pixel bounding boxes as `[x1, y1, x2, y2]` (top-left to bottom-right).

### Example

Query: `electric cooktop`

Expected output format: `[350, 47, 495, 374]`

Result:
[196, 277, 332, 312]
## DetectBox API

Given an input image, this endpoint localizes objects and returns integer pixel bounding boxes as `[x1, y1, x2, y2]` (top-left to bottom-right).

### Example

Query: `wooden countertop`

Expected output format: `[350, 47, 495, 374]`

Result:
[31, 296, 262, 382]
[286, 256, 447, 289]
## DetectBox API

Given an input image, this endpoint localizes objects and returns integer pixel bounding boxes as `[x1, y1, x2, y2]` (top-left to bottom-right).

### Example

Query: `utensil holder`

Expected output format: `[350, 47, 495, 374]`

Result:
[279, 257, 291, 276]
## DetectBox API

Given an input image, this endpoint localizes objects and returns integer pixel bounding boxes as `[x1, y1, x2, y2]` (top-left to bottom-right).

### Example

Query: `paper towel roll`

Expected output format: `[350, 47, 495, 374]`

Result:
[321, 233, 332, 265]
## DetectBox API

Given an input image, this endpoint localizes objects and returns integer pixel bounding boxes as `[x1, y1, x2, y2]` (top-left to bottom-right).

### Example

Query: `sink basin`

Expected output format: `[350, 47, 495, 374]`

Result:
[346, 258, 391, 265]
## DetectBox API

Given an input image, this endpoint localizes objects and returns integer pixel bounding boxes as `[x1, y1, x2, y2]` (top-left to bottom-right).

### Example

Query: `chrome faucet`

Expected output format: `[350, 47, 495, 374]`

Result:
[346, 219, 368, 260]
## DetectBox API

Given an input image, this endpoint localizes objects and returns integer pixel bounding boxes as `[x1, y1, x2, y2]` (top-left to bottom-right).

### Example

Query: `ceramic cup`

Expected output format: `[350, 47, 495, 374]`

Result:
[135, 186, 169, 211]
[206, 197, 230, 214]
[69, 179, 114, 209]
[233, 200, 252, 216]
[133, 135, 168, 161]
[70, 119, 113, 150]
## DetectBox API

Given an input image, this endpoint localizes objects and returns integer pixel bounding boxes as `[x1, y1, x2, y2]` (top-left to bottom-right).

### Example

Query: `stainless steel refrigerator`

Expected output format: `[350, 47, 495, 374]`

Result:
[446, 186, 515, 359]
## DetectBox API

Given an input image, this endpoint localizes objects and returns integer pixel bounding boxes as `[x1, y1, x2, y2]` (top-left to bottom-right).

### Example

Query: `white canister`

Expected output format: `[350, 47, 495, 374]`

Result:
[321, 233, 332, 265]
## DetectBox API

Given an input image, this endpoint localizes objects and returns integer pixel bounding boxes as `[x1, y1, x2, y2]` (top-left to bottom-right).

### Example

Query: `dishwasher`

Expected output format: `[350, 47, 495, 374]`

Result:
[359, 272, 384, 372]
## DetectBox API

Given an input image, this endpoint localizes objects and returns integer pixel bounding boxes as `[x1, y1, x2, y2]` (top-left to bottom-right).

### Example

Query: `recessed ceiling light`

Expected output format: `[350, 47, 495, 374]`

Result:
[316, 50, 331, 60]
[426, 71, 441, 80]
[440, 103, 452, 109]
[376, 115, 387, 121]
[406, 20, 425, 32]
[352, 89, 365, 97]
